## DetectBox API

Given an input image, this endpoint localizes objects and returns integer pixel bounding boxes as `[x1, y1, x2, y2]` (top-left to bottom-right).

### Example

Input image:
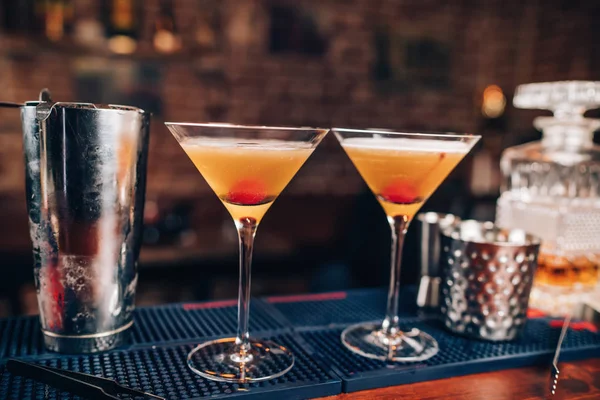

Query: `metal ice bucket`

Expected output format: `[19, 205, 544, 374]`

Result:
[440, 220, 541, 341]
[21, 94, 150, 353]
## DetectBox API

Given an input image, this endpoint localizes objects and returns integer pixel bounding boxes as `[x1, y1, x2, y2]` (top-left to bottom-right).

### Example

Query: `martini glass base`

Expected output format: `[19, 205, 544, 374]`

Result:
[341, 322, 439, 362]
[187, 338, 294, 383]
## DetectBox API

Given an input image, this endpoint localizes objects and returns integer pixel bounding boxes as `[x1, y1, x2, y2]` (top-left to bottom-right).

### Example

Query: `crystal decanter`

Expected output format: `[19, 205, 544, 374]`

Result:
[496, 81, 600, 316]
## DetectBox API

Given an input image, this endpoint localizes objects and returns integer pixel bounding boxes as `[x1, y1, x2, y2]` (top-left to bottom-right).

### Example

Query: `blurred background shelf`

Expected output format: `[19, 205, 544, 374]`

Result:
[0, 36, 200, 62]
[0, 0, 598, 317]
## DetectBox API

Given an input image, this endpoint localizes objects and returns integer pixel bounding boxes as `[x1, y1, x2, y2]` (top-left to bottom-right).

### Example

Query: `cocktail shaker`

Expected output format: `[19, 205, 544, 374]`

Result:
[21, 90, 150, 353]
[416, 212, 460, 308]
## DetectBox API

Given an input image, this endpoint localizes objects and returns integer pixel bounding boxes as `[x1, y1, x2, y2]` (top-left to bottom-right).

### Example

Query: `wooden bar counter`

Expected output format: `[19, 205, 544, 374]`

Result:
[320, 358, 600, 399]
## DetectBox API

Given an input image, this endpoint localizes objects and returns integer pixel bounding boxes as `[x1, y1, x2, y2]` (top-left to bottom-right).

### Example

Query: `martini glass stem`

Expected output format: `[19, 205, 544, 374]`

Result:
[234, 217, 257, 361]
[382, 215, 410, 335]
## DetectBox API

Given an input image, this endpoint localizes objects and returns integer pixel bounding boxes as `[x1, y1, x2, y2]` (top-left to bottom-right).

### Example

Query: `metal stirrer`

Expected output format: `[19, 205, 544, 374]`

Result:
[550, 312, 572, 396]
[0, 88, 51, 108]
[0, 101, 24, 108]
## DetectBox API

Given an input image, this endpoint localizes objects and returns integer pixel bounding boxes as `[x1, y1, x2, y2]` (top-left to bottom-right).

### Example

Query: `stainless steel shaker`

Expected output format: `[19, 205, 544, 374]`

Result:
[416, 212, 460, 308]
[21, 91, 150, 353]
[440, 220, 540, 341]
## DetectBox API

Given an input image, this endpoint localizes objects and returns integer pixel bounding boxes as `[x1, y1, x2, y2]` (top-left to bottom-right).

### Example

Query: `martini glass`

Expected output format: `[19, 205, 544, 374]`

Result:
[333, 128, 480, 362]
[165, 123, 328, 382]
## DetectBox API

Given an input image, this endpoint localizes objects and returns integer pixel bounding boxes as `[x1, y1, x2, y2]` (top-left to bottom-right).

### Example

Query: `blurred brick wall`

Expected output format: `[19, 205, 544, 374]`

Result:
[0, 0, 598, 252]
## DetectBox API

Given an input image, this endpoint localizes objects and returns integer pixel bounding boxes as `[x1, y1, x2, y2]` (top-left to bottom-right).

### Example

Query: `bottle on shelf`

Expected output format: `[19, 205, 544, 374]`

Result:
[496, 81, 600, 316]
[40, 0, 74, 41]
[102, 0, 141, 54]
[152, 0, 181, 53]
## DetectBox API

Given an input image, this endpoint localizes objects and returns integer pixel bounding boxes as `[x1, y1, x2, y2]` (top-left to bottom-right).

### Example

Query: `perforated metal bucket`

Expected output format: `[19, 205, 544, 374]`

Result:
[440, 220, 541, 341]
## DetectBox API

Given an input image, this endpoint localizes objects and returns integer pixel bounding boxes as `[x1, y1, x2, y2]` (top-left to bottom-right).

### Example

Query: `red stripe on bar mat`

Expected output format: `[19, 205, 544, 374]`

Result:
[183, 300, 237, 310]
[527, 308, 546, 319]
[549, 320, 598, 333]
[267, 292, 347, 303]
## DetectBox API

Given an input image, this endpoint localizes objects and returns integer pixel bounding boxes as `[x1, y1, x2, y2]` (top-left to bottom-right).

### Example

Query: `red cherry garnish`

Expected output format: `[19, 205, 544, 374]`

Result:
[380, 179, 419, 204]
[226, 179, 268, 205]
